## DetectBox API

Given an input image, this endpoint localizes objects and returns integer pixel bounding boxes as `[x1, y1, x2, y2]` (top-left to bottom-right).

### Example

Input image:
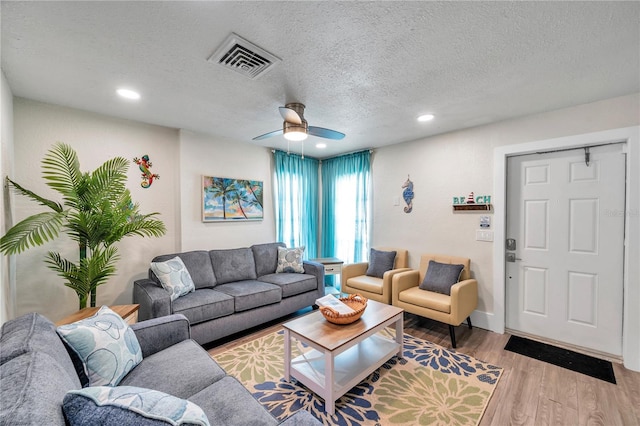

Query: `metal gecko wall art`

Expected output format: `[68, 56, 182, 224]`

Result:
[402, 175, 414, 213]
[133, 155, 159, 188]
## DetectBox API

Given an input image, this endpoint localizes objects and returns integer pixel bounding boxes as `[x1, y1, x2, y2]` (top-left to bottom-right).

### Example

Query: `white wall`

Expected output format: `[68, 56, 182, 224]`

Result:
[5, 91, 638, 337]
[0, 70, 15, 324]
[12, 98, 180, 321]
[372, 93, 640, 320]
[179, 129, 276, 250]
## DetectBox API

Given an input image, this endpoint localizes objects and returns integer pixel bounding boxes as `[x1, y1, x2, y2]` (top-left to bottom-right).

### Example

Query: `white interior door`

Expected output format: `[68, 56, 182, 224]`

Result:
[506, 143, 626, 356]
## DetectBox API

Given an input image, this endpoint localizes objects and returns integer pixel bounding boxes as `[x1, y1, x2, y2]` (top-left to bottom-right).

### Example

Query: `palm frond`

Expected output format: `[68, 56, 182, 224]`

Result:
[6, 178, 63, 212]
[0, 211, 65, 254]
[45, 252, 90, 297]
[111, 214, 167, 241]
[41, 142, 82, 200]
[87, 157, 129, 202]
[85, 246, 119, 290]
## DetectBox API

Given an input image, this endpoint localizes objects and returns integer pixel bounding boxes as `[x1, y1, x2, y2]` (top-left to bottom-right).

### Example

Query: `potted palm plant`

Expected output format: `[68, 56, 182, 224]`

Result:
[0, 142, 166, 309]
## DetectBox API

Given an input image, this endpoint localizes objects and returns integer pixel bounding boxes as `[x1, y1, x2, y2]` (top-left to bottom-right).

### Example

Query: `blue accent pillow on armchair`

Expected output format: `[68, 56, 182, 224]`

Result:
[419, 261, 465, 295]
[365, 248, 397, 278]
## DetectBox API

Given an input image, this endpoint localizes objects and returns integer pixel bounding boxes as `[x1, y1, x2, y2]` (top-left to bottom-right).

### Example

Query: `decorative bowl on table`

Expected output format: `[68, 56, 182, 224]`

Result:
[319, 294, 368, 325]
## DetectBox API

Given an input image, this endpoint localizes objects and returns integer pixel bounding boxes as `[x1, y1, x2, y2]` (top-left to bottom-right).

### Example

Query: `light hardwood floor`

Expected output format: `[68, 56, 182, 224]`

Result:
[206, 308, 640, 426]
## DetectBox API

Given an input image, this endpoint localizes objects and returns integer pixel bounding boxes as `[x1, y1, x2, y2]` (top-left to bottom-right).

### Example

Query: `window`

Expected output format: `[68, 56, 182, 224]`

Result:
[321, 151, 371, 264]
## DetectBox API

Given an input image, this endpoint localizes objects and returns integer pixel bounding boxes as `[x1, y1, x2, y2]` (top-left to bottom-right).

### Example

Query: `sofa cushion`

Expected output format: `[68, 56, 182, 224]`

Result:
[209, 248, 257, 284]
[151, 251, 217, 290]
[0, 312, 81, 387]
[172, 289, 234, 325]
[258, 273, 318, 298]
[63, 386, 210, 426]
[0, 352, 79, 425]
[188, 376, 277, 426]
[56, 306, 142, 387]
[214, 281, 282, 312]
[365, 248, 397, 278]
[345, 275, 384, 295]
[399, 286, 451, 313]
[419, 261, 465, 295]
[276, 246, 305, 273]
[150, 256, 196, 301]
[251, 242, 286, 276]
[119, 340, 225, 399]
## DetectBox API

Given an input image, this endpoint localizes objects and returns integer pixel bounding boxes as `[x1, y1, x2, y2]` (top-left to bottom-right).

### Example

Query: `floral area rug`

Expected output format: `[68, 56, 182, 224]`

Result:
[212, 330, 502, 426]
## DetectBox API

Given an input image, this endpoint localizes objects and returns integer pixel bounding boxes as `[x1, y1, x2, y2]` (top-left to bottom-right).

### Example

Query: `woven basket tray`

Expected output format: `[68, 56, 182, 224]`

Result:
[319, 294, 368, 325]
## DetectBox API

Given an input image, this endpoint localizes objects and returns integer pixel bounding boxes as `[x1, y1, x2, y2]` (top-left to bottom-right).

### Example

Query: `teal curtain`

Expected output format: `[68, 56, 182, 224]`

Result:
[321, 151, 371, 265]
[273, 150, 319, 259]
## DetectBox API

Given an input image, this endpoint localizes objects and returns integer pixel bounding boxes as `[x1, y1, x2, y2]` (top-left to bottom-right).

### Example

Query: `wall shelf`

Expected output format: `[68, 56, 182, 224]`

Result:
[453, 204, 492, 211]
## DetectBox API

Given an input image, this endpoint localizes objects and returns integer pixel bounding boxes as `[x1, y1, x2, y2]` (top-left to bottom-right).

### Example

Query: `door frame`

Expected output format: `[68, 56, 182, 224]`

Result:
[492, 126, 640, 371]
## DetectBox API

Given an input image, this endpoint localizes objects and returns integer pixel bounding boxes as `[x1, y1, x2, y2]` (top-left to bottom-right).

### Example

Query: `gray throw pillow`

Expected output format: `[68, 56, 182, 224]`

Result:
[420, 261, 465, 295]
[365, 248, 397, 278]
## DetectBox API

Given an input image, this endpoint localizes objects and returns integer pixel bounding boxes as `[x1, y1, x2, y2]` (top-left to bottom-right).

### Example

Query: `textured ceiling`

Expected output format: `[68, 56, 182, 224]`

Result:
[1, 1, 639, 159]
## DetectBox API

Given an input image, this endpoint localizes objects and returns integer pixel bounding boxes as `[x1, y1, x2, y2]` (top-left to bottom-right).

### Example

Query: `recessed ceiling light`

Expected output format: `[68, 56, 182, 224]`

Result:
[417, 114, 435, 122]
[116, 88, 141, 100]
[316, 143, 327, 149]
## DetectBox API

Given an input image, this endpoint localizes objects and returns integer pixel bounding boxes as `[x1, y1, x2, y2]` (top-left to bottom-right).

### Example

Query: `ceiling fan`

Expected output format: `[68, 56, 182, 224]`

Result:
[252, 103, 345, 142]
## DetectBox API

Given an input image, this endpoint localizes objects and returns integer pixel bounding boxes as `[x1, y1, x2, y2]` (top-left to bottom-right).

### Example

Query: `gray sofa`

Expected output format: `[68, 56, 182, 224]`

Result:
[134, 243, 325, 345]
[0, 312, 320, 425]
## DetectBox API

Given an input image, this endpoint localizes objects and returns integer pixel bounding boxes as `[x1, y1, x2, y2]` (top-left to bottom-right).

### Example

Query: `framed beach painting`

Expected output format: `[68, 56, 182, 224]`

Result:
[202, 175, 264, 222]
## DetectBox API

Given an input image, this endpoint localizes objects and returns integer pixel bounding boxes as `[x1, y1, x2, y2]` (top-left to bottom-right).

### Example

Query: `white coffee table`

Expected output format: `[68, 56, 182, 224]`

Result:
[282, 299, 403, 415]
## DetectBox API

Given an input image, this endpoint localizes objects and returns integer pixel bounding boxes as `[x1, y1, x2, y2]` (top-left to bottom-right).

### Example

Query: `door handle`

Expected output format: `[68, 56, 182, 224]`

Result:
[506, 253, 523, 262]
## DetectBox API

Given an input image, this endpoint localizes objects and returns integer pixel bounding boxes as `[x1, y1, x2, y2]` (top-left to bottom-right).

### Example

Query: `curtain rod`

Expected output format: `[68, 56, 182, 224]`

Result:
[270, 148, 374, 158]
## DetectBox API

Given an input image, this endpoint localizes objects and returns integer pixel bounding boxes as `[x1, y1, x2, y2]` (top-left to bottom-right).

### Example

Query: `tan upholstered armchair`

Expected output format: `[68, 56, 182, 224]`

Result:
[391, 254, 478, 348]
[341, 248, 410, 304]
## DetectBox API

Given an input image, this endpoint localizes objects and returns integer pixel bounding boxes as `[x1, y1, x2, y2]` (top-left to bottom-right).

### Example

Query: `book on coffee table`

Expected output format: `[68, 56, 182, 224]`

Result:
[315, 294, 355, 314]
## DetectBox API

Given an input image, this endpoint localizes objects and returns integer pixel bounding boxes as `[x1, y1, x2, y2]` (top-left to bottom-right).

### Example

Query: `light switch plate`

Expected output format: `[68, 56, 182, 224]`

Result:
[476, 230, 494, 242]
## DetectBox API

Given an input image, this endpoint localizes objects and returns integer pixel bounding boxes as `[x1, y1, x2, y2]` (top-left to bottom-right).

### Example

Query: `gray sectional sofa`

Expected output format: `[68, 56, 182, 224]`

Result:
[0, 312, 320, 425]
[134, 242, 325, 345]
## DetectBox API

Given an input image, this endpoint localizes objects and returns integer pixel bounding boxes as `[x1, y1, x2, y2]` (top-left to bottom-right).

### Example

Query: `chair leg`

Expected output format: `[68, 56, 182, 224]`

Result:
[467, 316, 473, 329]
[448, 324, 457, 348]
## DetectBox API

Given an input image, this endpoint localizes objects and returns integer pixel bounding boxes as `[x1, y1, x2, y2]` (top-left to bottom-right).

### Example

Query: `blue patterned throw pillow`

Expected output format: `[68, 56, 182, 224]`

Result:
[150, 256, 196, 301]
[276, 246, 305, 273]
[57, 306, 143, 387]
[63, 386, 210, 426]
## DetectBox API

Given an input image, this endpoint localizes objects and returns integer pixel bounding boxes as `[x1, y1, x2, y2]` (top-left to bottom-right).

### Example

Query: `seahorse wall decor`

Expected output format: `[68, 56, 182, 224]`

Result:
[133, 155, 159, 188]
[401, 175, 414, 213]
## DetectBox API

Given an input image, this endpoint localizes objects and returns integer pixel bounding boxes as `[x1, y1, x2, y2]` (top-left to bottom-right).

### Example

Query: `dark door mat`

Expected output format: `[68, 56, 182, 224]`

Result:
[504, 335, 616, 384]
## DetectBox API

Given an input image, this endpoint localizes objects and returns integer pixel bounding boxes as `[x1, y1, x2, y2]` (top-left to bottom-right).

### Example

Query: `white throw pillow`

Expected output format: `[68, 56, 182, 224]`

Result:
[56, 306, 143, 387]
[150, 256, 196, 301]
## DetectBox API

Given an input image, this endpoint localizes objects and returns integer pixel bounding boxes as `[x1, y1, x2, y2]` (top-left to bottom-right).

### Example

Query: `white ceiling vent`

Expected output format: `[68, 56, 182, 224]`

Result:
[209, 33, 281, 80]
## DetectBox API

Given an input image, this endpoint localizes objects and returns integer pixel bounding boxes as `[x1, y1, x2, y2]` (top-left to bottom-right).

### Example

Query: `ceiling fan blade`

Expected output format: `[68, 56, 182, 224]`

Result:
[252, 129, 283, 140]
[308, 126, 345, 140]
[279, 106, 303, 124]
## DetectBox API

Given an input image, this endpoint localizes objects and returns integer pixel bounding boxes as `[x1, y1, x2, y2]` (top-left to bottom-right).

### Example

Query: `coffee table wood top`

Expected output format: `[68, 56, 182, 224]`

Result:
[282, 299, 403, 352]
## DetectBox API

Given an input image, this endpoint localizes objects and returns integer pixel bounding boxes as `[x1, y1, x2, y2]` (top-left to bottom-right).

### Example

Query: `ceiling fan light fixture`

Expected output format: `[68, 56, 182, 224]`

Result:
[284, 129, 308, 141]
[283, 120, 308, 141]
